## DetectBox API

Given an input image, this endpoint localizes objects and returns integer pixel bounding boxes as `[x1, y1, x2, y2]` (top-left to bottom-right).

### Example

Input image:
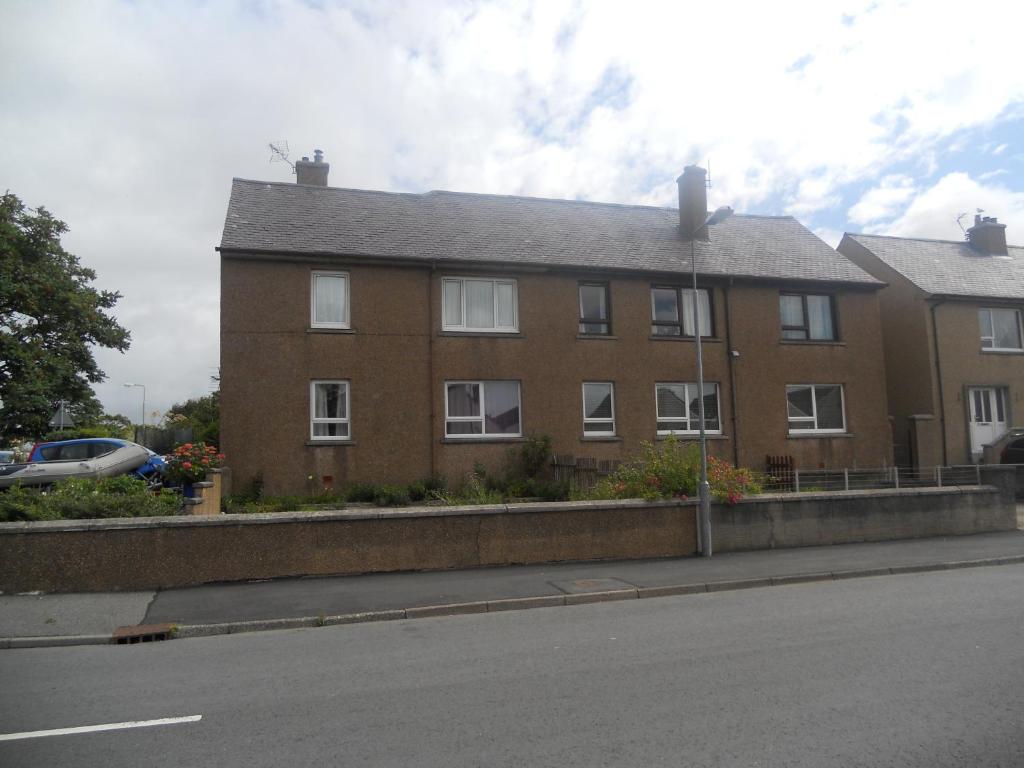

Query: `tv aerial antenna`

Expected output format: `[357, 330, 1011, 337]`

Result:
[956, 208, 983, 239]
[268, 141, 295, 173]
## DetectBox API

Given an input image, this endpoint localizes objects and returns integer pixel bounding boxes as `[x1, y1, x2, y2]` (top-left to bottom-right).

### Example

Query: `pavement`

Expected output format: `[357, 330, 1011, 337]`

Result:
[3, 528, 1024, 648]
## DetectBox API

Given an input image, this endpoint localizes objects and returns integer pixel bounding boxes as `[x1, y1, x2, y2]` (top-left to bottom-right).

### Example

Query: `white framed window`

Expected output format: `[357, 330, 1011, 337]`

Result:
[582, 382, 615, 435]
[579, 283, 611, 335]
[310, 380, 350, 440]
[445, 381, 522, 437]
[311, 271, 350, 329]
[786, 384, 845, 434]
[442, 277, 518, 333]
[979, 308, 1023, 351]
[780, 293, 837, 341]
[656, 382, 721, 434]
[651, 287, 712, 337]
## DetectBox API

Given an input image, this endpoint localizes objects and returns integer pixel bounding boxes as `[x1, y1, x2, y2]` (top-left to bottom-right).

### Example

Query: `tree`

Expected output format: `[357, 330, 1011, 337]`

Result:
[0, 192, 130, 439]
[165, 392, 220, 446]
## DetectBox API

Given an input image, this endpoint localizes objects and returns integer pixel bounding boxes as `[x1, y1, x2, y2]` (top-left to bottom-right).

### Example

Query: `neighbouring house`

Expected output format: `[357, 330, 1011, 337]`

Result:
[838, 216, 1024, 467]
[218, 152, 892, 495]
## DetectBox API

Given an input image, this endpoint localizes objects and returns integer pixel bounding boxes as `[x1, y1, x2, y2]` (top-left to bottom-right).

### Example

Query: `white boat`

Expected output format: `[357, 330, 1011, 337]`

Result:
[0, 443, 152, 489]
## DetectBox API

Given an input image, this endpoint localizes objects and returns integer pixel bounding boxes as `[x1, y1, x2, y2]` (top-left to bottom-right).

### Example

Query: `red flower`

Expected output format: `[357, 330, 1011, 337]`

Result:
[182, 461, 192, 469]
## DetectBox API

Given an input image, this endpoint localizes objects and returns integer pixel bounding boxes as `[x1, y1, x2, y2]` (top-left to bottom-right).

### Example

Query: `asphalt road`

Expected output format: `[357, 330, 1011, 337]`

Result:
[2, 566, 1022, 767]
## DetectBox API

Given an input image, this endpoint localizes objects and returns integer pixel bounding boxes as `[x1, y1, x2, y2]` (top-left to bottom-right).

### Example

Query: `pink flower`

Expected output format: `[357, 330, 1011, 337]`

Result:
[182, 461, 192, 469]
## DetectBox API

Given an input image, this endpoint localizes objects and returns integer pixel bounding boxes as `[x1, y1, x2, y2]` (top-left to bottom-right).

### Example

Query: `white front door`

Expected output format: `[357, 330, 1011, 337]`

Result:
[968, 387, 1008, 460]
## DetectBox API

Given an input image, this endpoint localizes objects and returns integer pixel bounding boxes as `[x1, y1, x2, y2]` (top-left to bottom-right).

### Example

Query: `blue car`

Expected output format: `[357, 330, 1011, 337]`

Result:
[28, 438, 166, 480]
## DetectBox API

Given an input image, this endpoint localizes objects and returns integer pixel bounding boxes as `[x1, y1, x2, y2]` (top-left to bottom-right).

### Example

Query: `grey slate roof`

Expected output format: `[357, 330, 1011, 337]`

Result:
[220, 179, 881, 286]
[845, 233, 1024, 299]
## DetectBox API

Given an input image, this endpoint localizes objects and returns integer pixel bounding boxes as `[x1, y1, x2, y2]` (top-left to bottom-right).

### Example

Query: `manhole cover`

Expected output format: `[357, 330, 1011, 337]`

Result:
[549, 577, 635, 595]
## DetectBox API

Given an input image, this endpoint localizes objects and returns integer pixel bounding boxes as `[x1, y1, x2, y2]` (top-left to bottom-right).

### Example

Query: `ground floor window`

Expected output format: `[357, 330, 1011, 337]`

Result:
[310, 380, 350, 439]
[445, 381, 522, 437]
[656, 382, 721, 434]
[786, 384, 845, 433]
[582, 382, 615, 435]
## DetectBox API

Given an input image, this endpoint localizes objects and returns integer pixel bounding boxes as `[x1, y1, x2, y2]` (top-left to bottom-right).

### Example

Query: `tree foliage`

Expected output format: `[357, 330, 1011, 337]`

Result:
[165, 392, 220, 446]
[0, 192, 130, 438]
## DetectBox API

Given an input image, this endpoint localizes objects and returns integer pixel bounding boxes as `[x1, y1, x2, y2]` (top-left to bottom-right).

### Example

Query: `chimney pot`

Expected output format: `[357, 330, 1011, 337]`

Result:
[296, 150, 330, 187]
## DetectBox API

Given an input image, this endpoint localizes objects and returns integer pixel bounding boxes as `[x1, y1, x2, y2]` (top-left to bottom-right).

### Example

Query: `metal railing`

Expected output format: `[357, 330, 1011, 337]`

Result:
[785, 464, 983, 493]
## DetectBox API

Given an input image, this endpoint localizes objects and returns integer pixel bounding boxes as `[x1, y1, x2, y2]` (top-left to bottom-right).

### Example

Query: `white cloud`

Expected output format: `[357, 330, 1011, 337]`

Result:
[847, 175, 918, 226]
[0, 0, 1022, 420]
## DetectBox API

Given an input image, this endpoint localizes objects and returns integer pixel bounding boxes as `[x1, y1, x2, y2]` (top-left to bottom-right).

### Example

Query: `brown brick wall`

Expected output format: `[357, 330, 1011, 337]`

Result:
[222, 257, 891, 495]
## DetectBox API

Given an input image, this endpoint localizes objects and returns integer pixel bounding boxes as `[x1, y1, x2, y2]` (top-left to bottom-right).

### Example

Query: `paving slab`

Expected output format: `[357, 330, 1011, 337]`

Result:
[0, 592, 153, 639]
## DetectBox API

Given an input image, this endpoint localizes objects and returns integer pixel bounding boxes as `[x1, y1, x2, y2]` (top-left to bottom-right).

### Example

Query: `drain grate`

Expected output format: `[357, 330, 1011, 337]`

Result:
[112, 623, 174, 644]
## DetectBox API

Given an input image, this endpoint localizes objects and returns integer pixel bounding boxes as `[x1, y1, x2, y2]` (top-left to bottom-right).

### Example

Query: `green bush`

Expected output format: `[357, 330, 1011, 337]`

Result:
[589, 438, 762, 504]
[0, 477, 180, 521]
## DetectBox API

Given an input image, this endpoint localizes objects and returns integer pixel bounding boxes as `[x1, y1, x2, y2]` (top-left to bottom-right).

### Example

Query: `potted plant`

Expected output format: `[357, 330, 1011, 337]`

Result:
[164, 442, 225, 497]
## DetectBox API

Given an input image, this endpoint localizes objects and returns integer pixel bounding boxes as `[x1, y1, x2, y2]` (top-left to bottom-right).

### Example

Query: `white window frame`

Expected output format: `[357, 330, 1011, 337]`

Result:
[582, 382, 616, 436]
[441, 277, 519, 333]
[444, 380, 523, 438]
[786, 384, 846, 434]
[979, 308, 1023, 352]
[310, 271, 350, 330]
[655, 382, 722, 435]
[310, 380, 351, 441]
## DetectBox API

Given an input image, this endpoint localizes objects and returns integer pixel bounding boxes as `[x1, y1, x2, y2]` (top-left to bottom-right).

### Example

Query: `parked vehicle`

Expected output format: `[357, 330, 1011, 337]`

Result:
[1001, 437, 1024, 464]
[0, 438, 165, 489]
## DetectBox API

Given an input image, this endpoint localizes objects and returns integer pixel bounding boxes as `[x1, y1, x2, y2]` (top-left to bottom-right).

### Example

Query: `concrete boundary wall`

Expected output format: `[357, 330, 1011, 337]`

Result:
[0, 467, 1016, 593]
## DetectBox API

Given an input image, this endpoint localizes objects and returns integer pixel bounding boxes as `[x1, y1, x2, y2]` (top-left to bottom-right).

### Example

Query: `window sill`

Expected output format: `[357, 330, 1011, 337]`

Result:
[306, 440, 355, 446]
[581, 435, 622, 442]
[980, 349, 1024, 355]
[786, 432, 853, 439]
[779, 339, 844, 347]
[307, 328, 355, 335]
[442, 436, 527, 444]
[439, 331, 524, 338]
[648, 336, 722, 343]
[656, 434, 728, 441]
[577, 334, 618, 340]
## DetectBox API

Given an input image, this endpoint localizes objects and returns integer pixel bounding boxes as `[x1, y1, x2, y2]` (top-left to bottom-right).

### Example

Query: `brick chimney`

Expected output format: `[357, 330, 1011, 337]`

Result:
[677, 165, 709, 240]
[295, 149, 329, 186]
[967, 214, 1008, 255]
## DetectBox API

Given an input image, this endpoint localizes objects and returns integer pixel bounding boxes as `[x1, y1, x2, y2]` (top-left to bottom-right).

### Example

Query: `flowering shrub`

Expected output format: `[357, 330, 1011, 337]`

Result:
[164, 442, 224, 485]
[590, 437, 762, 504]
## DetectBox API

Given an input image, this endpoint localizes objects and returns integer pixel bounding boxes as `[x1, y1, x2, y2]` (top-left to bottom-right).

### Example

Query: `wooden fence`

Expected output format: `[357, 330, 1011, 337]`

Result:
[550, 454, 622, 491]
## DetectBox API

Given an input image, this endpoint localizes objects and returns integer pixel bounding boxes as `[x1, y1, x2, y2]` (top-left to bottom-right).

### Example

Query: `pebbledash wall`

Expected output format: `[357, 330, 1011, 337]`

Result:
[221, 258, 892, 496]
[0, 467, 1014, 593]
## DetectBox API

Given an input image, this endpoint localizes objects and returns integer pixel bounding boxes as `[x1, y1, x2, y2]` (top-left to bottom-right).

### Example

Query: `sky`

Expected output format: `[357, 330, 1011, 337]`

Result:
[2, 0, 1023, 424]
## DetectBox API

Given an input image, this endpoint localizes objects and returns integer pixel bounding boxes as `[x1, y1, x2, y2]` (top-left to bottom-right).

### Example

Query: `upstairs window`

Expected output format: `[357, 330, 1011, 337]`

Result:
[582, 382, 615, 435]
[656, 382, 721, 434]
[651, 287, 712, 337]
[787, 384, 845, 434]
[310, 381, 350, 440]
[780, 293, 836, 341]
[442, 277, 518, 333]
[579, 283, 611, 335]
[445, 381, 522, 437]
[979, 308, 1023, 351]
[311, 271, 350, 329]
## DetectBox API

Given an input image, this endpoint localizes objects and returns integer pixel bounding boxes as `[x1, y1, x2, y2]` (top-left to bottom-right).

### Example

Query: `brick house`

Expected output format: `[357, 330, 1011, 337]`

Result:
[218, 154, 892, 495]
[838, 216, 1024, 467]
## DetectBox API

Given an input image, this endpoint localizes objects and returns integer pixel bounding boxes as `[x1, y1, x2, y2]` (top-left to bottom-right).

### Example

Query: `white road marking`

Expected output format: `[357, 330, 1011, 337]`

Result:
[0, 715, 202, 742]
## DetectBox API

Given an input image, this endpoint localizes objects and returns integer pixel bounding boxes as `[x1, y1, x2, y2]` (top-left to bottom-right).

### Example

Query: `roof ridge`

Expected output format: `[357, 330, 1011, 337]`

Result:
[849, 231, 1024, 251]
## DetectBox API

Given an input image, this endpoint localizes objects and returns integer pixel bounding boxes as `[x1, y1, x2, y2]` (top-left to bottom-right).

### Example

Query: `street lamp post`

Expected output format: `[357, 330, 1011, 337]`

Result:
[688, 206, 733, 558]
[123, 382, 146, 427]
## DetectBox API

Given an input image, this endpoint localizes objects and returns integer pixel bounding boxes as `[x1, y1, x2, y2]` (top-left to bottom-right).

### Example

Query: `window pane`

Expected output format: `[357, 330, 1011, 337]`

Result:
[313, 422, 348, 437]
[807, 295, 834, 340]
[658, 420, 690, 432]
[651, 288, 679, 323]
[787, 386, 813, 419]
[580, 322, 610, 335]
[447, 383, 480, 417]
[992, 309, 1021, 349]
[314, 275, 346, 325]
[584, 383, 613, 420]
[702, 383, 720, 430]
[814, 386, 844, 429]
[446, 421, 482, 435]
[443, 280, 463, 327]
[779, 295, 804, 327]
[657, 384, 689, 419]
[484, 381, 520, 434]
[681, 289, 711, 336]
[495, 282, 515, 328]
[314, 383, 345, 418]
[465, 280, 495, 328]
[782, 329, 808, 340]
[973, 390, 983, 423]
[580, 285, 608, 321]
[585, 420, 614, 434]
